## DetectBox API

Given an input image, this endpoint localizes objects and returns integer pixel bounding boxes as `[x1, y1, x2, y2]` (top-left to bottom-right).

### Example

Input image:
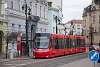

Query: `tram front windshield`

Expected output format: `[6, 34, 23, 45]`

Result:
[34, 35, 49, 49]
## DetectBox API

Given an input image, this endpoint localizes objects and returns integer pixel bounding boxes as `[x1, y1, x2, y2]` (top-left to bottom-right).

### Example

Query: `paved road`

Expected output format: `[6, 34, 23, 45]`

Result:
[0, 52, 88, 67]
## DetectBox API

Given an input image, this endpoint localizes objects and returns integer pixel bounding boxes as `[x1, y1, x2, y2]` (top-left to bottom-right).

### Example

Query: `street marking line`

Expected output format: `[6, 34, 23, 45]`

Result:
[16, 64, 27, 66]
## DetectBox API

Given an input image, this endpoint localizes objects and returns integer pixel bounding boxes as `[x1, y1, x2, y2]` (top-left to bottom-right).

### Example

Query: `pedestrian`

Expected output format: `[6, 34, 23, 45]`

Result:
[17, 41, 22, 57]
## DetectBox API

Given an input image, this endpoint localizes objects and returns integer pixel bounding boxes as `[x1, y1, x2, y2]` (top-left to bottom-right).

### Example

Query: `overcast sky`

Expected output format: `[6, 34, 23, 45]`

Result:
[62, 0, 92, 23]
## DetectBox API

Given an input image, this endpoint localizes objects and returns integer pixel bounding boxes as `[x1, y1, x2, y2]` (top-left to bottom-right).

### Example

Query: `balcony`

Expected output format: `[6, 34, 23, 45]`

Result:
[0, 13, 7, 22]
[95, 0, 100, 4]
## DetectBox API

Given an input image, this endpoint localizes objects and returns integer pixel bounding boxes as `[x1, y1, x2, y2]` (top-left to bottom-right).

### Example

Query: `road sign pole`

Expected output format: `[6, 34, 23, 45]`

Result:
[94, 62, 95, 67]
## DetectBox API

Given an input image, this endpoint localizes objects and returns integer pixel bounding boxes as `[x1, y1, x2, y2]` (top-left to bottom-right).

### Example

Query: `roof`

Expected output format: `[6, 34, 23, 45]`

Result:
[65, 19, 84, 24]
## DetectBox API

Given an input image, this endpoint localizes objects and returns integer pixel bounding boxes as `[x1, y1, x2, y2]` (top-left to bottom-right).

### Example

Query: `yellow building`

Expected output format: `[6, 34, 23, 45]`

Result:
[83, 0, 100, 46]
[0, 0, 8, 54]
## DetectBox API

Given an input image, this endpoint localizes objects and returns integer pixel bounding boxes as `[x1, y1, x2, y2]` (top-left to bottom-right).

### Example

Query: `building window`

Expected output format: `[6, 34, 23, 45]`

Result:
[0, 0, 1, 13]
[40, 6, 41, 17]
[85, 22, 86, 27]
[40, 28, 42, 32]
[18, 0, 20, 11]
[0, 21, 3, 25]
[85, 20, 86, 22]
[35, 4, 37, 16]
[18, 25, 21, 32]
[53, 27, 55, 33]
[77, 28, 80, 30]
[99, 27, 100, 33]
[84, 30, 86, 35]
[11, 1, 13, 9]
[12, 24, 14, 27]
[48, 2, 52, 7]
[77, 25, 80, 29]
[36, 28, 38, 32]
[93, 15, 95, 23]
[99, 15, 100, 23]
[44, 29, 46, 32]
[99, 5, 100, 8]
[12, 24, 15, 32]
[77, 25, 80, 27]
[44, 7, 45, 18]
[30, 2, 32, 6]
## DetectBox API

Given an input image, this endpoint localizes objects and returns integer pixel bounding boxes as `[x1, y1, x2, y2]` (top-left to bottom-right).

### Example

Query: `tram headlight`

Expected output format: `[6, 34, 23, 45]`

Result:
[44, 49, 49, 52]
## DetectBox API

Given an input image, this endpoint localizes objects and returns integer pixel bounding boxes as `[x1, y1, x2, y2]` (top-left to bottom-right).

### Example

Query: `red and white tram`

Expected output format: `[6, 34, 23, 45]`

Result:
[33, 33, 86, 58]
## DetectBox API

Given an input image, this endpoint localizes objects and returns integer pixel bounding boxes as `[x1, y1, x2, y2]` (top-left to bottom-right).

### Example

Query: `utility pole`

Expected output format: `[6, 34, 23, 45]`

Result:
[25, 0, 29, 57]
[69, 21, 73, 35]
[55, 16, 58, 34]
[22, 0, 31, 56]
[90, 24, 93, 46]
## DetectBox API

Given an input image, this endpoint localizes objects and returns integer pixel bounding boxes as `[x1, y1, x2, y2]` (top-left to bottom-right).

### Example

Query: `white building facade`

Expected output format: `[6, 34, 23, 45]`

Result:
[65, 19, 84, 35]
[5, 0, 48, 34]
[48, 0, 63, 34]
[4, 0, 48, 56]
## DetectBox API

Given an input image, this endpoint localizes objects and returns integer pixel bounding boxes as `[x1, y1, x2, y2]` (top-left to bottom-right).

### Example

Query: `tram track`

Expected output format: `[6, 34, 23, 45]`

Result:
[20, 52, 88, 67]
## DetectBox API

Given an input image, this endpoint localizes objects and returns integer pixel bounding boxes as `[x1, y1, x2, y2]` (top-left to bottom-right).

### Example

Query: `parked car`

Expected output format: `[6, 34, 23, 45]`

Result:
[89, 45, 100, 52]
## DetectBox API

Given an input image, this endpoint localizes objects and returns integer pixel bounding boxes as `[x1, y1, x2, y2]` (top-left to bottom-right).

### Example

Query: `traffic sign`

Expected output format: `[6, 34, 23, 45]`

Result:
[88, 50, 99, 62]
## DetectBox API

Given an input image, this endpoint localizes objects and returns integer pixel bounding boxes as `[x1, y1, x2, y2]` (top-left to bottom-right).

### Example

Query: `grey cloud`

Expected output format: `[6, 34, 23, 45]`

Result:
[62, 0, 92, 22]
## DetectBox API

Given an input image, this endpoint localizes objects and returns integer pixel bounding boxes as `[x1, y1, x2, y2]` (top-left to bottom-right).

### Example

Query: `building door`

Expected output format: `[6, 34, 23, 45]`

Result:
[0, 31, 3, 53]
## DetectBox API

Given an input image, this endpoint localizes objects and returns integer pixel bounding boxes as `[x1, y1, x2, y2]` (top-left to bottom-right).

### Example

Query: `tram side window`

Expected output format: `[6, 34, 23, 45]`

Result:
[69, 38, 71, 48]
[57, 38, 64, 49]
[65, 38, 70, 48]
[80, 39, 85, 46]
[53, 38, 56, 49]
[76, 39, 78, 47]
[78, 39, 81, 47]
[76, 39, 79, 47]
[60, 38, 64, 49]
[70, 39, 75, 48]
[54, 38, 59, 49]
[57, 38, 60, 49]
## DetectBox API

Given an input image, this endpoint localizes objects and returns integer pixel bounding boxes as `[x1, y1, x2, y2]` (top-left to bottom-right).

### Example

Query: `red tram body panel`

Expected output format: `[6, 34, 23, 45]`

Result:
[69, 35, 76, 54]
[79, 36, 86, 52]
[33, 33, 86, 58]
[75, 36, 80, 53]
[64, 35, 70, 55]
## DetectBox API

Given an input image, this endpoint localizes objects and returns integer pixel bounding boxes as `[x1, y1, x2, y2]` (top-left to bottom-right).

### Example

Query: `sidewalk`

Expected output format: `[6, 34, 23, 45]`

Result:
[58, 58, 100, 67]
[0, 57, 32, 63]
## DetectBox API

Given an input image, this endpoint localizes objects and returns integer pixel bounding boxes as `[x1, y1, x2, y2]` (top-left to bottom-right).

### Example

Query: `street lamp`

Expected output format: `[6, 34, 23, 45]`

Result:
[22, 0, 31, 57]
